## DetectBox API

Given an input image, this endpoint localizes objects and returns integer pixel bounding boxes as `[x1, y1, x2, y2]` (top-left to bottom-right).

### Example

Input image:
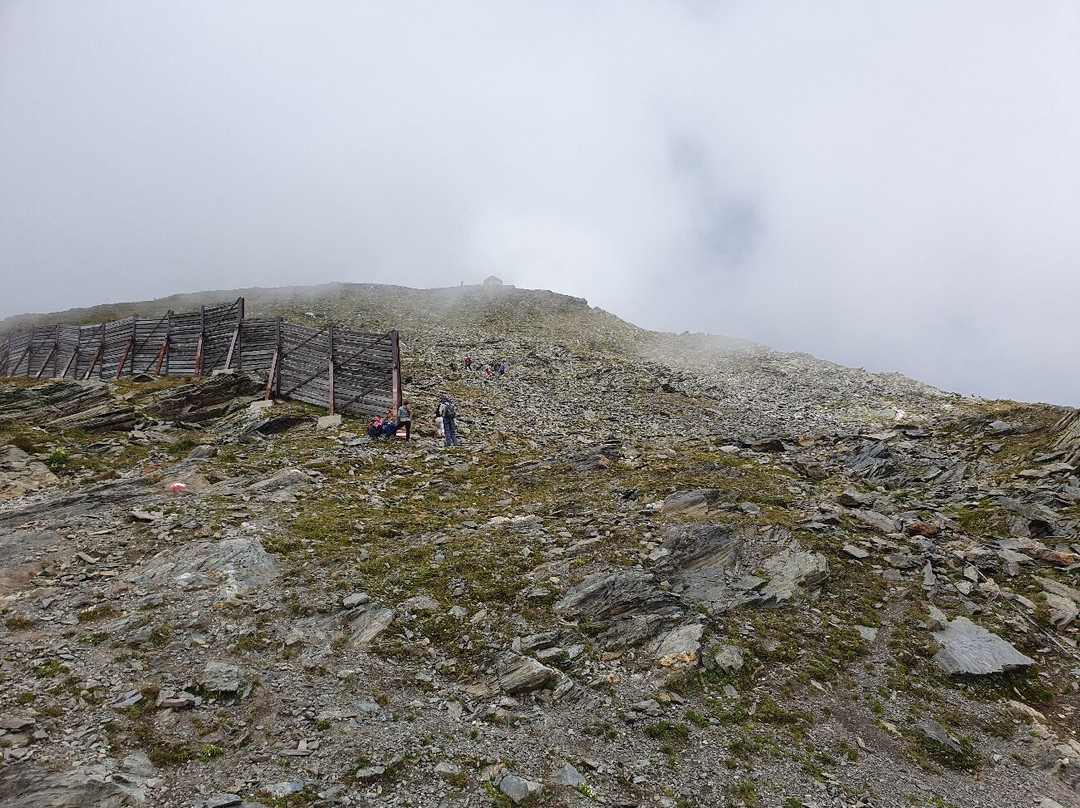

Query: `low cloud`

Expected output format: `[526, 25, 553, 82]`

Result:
[1, 1, 1078, 404]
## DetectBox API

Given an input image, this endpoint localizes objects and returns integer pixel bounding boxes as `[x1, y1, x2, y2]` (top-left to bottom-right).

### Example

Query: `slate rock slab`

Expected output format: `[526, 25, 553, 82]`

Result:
[124, 536, 278, 597]
[199, 661, 246, 694]
[932, 616, 1035, 675]
[758, 547, 828, 603]
[648, 622, 703, 669]
[554, 569, 679, 621]
[0, 446, 60, 500]
[496, 651, 556, 694]
[549, 763, 587, 787]
[660, 489, 720, 518]
[0, 764, 127, 808]
[348, 604, 395, 646]
[914, 718, 963, 755]
[498, 772, 544, 804]
[248, 468, 316, 494]
[654, 522, 744, 610]
[712, 644, 745, 673]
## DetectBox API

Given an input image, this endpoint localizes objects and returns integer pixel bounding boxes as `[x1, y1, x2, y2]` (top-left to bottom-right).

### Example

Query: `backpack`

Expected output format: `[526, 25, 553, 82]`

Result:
[442, 400, 457, 418]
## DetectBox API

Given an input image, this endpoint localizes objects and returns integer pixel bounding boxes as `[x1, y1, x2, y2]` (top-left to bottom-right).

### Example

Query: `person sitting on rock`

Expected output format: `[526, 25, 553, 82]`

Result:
[382, 408, 398, 437]
[367, 417, 383, 440]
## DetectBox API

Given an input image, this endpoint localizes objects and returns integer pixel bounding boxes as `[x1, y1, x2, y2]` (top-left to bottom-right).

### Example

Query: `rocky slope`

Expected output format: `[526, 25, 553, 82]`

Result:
[1, 283, 1078, 808]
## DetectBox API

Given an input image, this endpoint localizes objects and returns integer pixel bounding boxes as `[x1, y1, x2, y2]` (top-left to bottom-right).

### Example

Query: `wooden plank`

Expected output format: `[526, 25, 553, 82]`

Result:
[35, 345, 58, 379]
[279, 330, 332, 397]
[274, 318, 282, 393]
[17, 326, 36, 377]
[123, 315, 137, 377]
[153, 340, 168, 375]
[197, 305, 207, 376]
[82, 345, 103, 380]
[265, 351, 279, 400]
[194, 333, 204, 377]
[203, 298, 241, 333]
[327, 332, 392, 376]
[98, 322, 107, 379]
[236, 297, 244, 371]
[224, 323, 240, 369]
[133, 311, 171, 374]
[337, 381, 385, 413]
[327, 325, 335, 415]
[391, 329, 401, 410]
[114, 340, 132, 379]
[60, 348, 79, 378]
[195, 298, 243, 373]
[7, 346, 30, 378]
[133, 312, 165, 355]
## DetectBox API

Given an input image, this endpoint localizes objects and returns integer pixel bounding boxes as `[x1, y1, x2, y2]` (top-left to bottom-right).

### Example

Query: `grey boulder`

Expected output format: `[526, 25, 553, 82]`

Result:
[932, 616, 1034, 676]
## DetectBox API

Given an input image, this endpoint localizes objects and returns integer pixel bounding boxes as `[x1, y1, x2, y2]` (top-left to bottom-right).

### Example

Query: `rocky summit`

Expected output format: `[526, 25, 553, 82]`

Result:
[1, 282, 1079, 808]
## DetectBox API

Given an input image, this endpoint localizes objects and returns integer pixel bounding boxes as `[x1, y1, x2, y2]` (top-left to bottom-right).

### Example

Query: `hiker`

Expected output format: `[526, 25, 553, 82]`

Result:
[397, 399, 413, 441]
[464, 356, 472, 370]
[367, 416, 383, 440]
[439, 397, 459, 446]
[433, 405, 444, 440]
[498, 362, 506, 376]
[382, 408, 397, 437]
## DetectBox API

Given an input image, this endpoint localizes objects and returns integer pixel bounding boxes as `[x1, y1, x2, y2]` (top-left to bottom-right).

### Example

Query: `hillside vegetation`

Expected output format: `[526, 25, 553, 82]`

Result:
[1, 283, 1078, 808]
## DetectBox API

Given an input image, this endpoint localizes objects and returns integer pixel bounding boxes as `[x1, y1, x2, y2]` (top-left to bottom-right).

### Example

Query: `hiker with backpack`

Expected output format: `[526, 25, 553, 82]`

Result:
[438, 397, 460, 446]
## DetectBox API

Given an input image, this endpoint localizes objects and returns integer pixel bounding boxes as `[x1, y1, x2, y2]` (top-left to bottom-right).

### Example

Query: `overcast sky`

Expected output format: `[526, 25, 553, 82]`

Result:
[2, 2, 1078, 405]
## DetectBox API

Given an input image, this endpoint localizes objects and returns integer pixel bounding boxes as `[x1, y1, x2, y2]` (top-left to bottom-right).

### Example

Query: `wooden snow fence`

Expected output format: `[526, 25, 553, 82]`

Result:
[0, 298, 402, 417]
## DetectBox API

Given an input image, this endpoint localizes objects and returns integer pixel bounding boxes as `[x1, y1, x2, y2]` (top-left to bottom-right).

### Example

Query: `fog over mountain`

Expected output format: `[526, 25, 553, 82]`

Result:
[1, 2, 1078, 404]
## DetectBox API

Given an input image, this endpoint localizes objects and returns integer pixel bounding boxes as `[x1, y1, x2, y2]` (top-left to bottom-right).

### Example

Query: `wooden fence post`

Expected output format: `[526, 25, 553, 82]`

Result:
[129, 314, 137, 376]
[265, 317, 281, 400]
[154, 311, 172, 376]
[327, 324, 335, 415]
[194, 305, 205, 377]
[115, 315, 136, 379]
[237, 297, 244, 371]
[224, 300, 243, 371]
[391, 330, 402, 411]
